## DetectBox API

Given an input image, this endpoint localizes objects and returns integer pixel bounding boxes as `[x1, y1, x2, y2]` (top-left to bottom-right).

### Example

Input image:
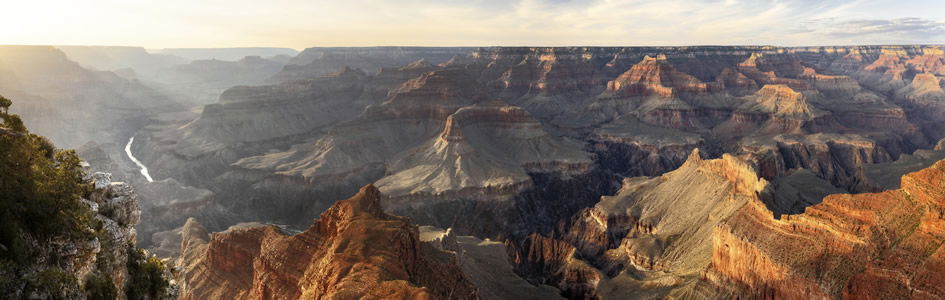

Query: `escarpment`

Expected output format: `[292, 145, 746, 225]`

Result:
[112, 46, 945, 300]
[506, 149, 769, 298]
[176, 185, 478, 300]
[703, 158, 945, 299]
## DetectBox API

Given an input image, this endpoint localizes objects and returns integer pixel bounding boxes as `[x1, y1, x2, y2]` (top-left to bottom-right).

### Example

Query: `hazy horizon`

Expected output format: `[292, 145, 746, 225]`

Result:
[5, 0, 944, 49]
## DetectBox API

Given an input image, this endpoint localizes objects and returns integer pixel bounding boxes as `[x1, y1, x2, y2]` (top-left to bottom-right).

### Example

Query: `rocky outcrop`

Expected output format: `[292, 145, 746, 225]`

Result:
[704, 158, 945, 299]
[1, 171, 174, 299]
[377, 100, 591, 203]
[606, 54, 710, 98]
[738, 134, 897, 190]
[177, 185, 478, 299]
[419, 226, 566, 300]
[507, 150, 769, 298]
[85, 173, 142, 297]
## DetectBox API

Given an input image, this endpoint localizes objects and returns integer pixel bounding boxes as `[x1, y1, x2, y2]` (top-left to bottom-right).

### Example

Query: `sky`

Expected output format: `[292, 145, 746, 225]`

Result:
[2, 0, 944, 49]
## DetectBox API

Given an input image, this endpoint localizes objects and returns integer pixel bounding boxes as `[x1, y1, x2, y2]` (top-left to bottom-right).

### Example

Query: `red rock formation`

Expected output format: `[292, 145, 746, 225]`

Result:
[177, 185, 478, 299]
[704, 158, 945, 299]
[735, 53, 812, 91]
[606, 54, 710, 98]
[906, 48, 945, 75]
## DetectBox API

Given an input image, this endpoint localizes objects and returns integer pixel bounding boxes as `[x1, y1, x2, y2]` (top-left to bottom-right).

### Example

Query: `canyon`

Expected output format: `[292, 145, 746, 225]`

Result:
[5, 44, 945, 299]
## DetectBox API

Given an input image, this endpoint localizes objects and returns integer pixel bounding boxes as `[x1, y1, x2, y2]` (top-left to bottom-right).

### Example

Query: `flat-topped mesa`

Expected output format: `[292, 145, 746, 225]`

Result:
[439, 100, 538, 141]
[177, 185, 478, 300]
[177, 66, 371, 146]
[799, 66, 862, 93]
[606, 54, 709, 98]
[746, 84, 824, 119]
[369, 69, 485, 120]
[703, 158, 945, 299]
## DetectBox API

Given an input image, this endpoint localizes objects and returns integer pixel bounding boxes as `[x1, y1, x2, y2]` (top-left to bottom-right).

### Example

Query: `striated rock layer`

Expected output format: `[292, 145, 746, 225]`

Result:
[703, 158, 945, 299]
[177, 185, 478, 299]
[508, 152, 945, 299]
[507, 149, 769, 298]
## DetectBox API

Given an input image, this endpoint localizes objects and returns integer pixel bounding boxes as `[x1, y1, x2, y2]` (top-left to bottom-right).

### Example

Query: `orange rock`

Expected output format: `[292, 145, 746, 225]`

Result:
[177, 185, 478, 300]
[705, 159, 945, 299]
[607, 55, 709, 98]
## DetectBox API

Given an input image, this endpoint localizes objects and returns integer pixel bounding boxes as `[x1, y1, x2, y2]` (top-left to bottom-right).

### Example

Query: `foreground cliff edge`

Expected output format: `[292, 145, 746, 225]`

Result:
[0, 96, 173, 299]
[176, 184, 478, 299]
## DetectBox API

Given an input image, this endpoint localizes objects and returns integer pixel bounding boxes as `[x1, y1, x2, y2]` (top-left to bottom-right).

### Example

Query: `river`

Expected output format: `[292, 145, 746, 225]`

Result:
[124, 136, 154, 182]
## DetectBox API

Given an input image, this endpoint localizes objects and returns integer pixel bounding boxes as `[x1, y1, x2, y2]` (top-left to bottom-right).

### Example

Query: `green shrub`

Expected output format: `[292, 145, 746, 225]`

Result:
[0, 95, 98, 295]
[125, 246, 168, 299]
[0, 95, 95, 261]
[27, 268, 80, 299]
[84, 272, 118, 300]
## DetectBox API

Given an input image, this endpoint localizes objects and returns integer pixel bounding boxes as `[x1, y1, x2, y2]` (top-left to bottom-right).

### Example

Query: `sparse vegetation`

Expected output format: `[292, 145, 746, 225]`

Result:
[0, 95, 95, 259]
[85, 272, 118, 300]
[0, 95, 127, 297]
[126, 245, 169, 299]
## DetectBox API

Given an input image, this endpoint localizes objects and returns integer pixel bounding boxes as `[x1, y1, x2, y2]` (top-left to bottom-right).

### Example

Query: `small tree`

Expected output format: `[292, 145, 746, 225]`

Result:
[0, 96, 11, 113]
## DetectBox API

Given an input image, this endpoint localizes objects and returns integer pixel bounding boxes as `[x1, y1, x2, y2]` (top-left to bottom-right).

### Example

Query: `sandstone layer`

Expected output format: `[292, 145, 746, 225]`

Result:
[177, 185, 478, 300]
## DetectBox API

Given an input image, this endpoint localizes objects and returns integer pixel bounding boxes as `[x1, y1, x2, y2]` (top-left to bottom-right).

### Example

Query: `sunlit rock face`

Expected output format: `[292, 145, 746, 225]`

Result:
[506, 150, 769, 298]
[116, 45, 945, 299]
[704, 159, 945, 299]
[176, 185, 478, 300]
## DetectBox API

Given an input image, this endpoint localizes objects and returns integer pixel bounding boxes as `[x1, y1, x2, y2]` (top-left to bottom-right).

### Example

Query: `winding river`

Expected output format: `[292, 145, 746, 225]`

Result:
[125, 136, 154, 182]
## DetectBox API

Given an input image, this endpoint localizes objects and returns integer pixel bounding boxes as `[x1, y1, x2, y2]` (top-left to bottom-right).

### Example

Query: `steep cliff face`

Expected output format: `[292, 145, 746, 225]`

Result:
[0, 171, 172, 299]
[606, 54, 710, 98]
[507, 150, 769, 298]
[177, 185, 478, 299]
[704, 158, 945, 299]
[377, 100, 591, 203]
[422, 226, 568, 300]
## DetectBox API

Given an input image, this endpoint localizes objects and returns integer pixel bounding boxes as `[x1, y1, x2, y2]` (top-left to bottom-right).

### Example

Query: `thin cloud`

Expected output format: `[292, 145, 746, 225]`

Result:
[826, 18, 945, 37]
[1, 0, 943, 47]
